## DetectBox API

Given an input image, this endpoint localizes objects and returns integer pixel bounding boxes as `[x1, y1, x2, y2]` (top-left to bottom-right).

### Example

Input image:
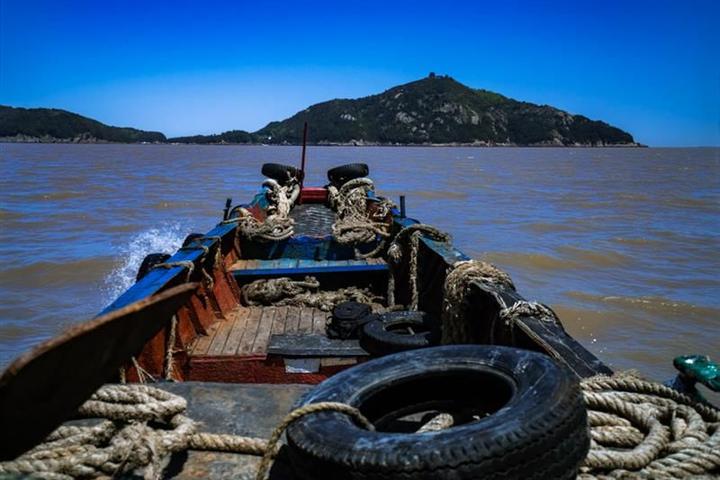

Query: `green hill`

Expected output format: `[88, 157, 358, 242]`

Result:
[168, 130, 254, 144]
[254, 75, 636, 146]
[0, 76, 638, 146]
[0, 106, 166, 143]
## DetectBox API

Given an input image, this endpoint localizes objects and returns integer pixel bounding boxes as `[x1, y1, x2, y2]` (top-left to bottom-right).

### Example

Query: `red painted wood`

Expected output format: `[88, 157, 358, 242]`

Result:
[300, 187, 328, 203]
[187, 355, 359, 384]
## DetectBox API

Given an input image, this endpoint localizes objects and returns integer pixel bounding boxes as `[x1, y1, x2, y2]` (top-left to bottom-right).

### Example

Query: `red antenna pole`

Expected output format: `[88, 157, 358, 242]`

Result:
[300, 122, 308, 183]
[299, 121, 308, 203]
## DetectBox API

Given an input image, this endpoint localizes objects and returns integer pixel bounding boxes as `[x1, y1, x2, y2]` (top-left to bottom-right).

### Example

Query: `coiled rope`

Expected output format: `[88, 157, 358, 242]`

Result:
[223, 179, 299, 243]
[0, 385, 372, 480]
[328, 178, 394, 258]
[1, 374, 717, 479]
[240, 276, 384, 312]
[578, 372, 720, 479]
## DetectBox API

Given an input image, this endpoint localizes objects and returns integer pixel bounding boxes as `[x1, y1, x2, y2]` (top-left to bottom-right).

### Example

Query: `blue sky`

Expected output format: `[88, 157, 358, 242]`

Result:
[1, 0, 718, 146]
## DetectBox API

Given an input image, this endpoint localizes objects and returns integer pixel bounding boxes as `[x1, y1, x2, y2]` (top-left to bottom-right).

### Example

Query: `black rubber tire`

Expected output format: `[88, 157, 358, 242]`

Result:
[332, 301, 372, 322]
[136, 253, 171, 281]
[182, 233, 204, 247]
[286, 345, 589, 480]
[261, 163, 304, 185]
[360, 310, 437, 356]
[327, 302, 374, 340]
[327, 163, 369, 186]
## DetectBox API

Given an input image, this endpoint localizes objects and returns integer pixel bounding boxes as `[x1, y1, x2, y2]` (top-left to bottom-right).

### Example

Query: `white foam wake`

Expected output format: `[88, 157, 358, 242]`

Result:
[102, 223, 187, 304]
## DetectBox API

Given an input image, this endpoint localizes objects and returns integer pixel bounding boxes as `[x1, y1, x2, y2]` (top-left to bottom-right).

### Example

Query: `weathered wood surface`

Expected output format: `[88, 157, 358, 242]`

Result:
[468, 283, 612, 378]
[190, 306, 329, 357]
[141, 382, 313, 479]
[267, 334, 368, 357]
[0, 283, 198, 460]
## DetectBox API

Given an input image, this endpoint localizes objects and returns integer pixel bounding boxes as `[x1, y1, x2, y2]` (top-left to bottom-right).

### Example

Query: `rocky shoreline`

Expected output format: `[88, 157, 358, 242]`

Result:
[1, 135, 644, 147]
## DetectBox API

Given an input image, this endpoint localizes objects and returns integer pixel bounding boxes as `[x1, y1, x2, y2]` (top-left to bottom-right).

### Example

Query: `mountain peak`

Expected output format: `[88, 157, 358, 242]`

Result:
[256, 76, 634, 146]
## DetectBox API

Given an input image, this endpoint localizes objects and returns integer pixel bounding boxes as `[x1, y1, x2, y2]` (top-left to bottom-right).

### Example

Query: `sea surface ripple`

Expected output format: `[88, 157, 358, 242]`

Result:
[0, 144, 718, 384]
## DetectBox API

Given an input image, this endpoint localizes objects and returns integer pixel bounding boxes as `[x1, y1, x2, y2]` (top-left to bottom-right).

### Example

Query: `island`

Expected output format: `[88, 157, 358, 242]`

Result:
[1, 75, 639, 147]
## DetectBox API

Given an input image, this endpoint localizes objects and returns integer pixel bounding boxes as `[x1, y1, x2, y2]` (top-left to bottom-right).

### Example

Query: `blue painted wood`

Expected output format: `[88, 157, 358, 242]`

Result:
[240, 235, 367, 261]
[277, 258, 300, 269]
[422, 237, 470, 265]
[233, 259, 387, 278]
[100, 222, 237, 315]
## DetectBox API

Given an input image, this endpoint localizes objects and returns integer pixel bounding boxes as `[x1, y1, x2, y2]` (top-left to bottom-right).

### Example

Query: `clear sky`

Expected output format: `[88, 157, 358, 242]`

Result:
[1, 0, 718, 146]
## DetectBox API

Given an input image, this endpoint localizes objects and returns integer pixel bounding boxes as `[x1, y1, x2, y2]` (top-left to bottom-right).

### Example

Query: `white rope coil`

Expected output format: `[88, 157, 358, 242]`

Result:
[579, 372, 720, 479]
[225, 180, 299, 243]
[240, 275, 384, 312]
[0, 385, 372, 480]
[329, 178, 394, 258]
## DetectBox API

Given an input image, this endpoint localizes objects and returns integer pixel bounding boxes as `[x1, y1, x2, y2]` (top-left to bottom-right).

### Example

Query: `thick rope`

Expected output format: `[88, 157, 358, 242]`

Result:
[440, 259, 515, 344]
[181, 236, 223, 270]
[0, 385, 372, 480]
[578, 372, 720, 479]
[241, 276, 384, 312]
[151, 260, 195, 282]
[224, 180, 298, 243]
[131, 357, 156, 384]
[164, 315, 178, 381]
[493, 300, 560, 345]
[2, 374, 717, 479]
[329, 178, 394, 258]
[386, 224, 451, 310]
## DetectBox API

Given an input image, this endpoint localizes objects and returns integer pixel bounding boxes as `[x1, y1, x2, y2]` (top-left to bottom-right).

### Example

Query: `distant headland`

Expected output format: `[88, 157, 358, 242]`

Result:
[0, 75, 640, 147]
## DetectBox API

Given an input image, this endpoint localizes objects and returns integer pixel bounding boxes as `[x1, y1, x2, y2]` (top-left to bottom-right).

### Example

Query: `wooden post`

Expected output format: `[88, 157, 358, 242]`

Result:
[223, 197, 232, 220]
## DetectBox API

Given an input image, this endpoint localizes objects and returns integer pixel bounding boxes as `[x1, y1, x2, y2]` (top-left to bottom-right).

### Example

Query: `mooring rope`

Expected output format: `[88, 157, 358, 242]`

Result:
[241, 276, 384, 312]
[385, 224, 451, 309]
[492, 300, 560, 346]
[151, 260, 195, 282]
[222, 180, 298, 243]
[164, 315, 178, 381]
[440, 259, 515, 344]
[328, 178, 394, 258]
[4, 374, 716, 479]
[578, 372, 720, 479]
[0, 385, 372, 480]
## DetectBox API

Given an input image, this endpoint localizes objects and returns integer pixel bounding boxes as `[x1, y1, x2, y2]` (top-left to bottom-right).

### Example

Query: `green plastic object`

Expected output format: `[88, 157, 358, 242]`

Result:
[673, 355, 720, 392]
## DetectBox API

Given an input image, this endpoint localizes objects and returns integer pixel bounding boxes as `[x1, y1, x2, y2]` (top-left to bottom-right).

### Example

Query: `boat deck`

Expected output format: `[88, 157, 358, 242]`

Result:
[190, 306, 328, 357]
[288, 204, 335, 237]
[186, 304, 367, 384]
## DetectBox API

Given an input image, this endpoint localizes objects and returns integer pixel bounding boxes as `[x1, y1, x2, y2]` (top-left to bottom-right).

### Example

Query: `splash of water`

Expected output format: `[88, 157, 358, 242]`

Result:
[102, 223, 187, 304]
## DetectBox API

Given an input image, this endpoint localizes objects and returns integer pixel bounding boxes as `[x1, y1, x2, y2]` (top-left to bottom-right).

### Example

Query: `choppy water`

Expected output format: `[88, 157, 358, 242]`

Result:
[1, 144, 718, 385]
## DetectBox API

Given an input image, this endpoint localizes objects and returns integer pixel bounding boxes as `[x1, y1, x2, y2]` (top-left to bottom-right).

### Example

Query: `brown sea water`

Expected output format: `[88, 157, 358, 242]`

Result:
[1, 144, 718, 384]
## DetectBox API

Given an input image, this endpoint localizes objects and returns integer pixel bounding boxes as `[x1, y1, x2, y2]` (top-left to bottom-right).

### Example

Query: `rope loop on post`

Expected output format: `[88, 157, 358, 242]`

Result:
[385, 223, 450, 310]
[440, 259, 514, 344]
[151, 261, 195, 283]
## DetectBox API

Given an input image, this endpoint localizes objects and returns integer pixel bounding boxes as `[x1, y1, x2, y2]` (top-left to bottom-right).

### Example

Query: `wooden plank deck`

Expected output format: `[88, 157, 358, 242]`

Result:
[190, 306, 329, 357]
